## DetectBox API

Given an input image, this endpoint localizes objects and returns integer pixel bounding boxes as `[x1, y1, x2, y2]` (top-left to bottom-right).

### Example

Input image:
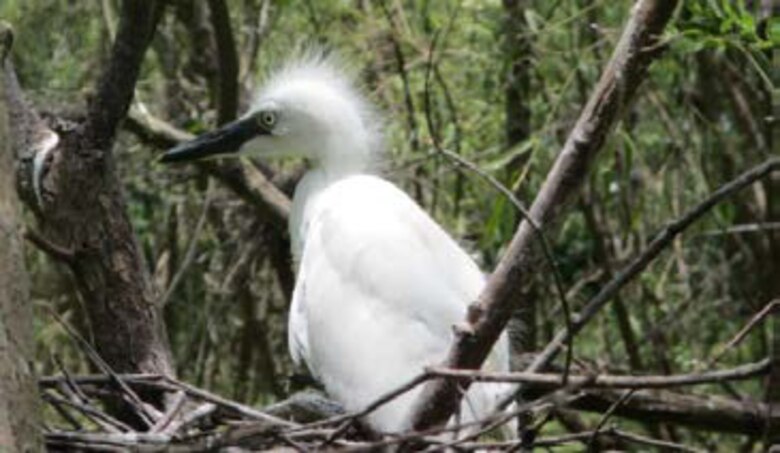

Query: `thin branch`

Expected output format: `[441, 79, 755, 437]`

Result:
[46, 309, 160, 428]
[46, 431, 172, 449]
[524, 427, 705, 452]
[159, 402, 217, 435]
[606, 427, 705, 453]
[22, 227, 75, 264]
[427, 358, 769, 389]
[159, 187, 213, 306]
[42, 391, 132, 434]
[288, 372, 431, 435]
[126, 106, 194, 148]
[159, 376, 295, 427]
[587, 389, 636, 449]
[150, 391, 186, 433]
[240, 0, 271, 84]
[710, 300, 780, 365]
[39, 372, 293, 428]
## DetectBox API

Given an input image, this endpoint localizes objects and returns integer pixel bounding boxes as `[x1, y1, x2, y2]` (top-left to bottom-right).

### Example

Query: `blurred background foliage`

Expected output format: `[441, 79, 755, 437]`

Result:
[1, 0, 776, 448]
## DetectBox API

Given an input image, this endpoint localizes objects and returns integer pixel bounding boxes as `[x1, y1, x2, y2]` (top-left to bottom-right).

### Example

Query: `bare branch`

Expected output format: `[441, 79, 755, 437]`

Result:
[85, 0, 166, 148]
[711, 300, 780, 365]
[207, 0, 240, 124]
[427, 358, 769, 390]
[22, 227, 75, 264]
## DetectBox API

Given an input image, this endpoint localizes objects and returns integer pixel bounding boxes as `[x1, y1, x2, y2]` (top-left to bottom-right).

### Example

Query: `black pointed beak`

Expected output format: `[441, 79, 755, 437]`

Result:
[160, 116, 268, 163]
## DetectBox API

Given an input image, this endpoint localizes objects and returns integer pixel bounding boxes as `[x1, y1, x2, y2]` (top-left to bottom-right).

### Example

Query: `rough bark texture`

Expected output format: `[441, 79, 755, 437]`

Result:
[410, 0, 679, 430]
[2, 2, 174, 382]
[0, 24, 41, 451]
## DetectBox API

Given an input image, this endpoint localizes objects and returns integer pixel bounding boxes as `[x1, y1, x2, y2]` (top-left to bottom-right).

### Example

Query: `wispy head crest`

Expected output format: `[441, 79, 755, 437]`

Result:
[254, 49, 384, 168]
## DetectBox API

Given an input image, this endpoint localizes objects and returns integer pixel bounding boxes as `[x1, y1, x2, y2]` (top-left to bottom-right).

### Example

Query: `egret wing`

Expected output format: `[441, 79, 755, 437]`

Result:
[292, 175, 510, 431]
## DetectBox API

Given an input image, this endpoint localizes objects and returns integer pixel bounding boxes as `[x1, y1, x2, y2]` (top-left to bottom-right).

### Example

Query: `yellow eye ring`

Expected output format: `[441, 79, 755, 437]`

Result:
[259, 111, 277, 128]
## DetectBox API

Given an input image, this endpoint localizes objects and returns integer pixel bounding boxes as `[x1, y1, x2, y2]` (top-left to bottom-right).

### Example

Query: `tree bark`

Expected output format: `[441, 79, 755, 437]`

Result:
[0, 23, 41, 452]
[410, 0, 679, 430]
[2, 1, 173, 387]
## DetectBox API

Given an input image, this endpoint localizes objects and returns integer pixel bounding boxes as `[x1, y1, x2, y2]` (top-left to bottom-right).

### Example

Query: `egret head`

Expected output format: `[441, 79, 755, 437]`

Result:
[161, 55, 381, 173]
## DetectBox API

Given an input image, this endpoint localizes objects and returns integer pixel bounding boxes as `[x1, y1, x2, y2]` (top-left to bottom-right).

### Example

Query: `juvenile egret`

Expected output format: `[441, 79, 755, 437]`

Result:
[161, 56, 514, 435]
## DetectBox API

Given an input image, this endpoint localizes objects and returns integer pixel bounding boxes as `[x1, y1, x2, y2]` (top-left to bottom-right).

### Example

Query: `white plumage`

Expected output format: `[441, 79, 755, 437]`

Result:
[163, 55, 514, 435]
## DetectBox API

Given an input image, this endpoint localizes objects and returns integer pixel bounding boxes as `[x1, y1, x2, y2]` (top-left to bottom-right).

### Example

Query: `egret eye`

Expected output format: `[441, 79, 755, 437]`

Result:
[258, 110, 277, 129]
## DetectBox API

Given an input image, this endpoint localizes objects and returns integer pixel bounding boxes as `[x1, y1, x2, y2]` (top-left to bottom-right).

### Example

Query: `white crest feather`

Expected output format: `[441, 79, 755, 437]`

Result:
[252, 51, 384, 170]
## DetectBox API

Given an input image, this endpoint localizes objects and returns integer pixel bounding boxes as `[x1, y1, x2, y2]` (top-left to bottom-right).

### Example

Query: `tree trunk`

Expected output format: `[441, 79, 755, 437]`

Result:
[2, 0, 173, 404]
[0, 24, 41, 451]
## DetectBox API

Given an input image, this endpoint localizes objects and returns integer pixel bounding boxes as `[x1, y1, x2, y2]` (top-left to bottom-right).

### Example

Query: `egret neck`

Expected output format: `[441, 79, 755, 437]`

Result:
[291, 170, 368, 268]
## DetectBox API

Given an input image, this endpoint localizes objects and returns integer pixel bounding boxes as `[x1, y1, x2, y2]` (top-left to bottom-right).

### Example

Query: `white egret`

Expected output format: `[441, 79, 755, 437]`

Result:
[161, 56, 514, 435]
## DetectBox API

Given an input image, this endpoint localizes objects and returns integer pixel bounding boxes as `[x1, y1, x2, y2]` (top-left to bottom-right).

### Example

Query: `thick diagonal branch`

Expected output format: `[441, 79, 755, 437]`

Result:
[85, 1, 166, 148]
[409, 0, 679, 429]
[206, 0, 240, 125]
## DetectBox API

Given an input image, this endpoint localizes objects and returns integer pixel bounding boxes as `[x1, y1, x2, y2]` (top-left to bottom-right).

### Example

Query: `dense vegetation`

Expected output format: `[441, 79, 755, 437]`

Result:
[1, 0, 777, 450]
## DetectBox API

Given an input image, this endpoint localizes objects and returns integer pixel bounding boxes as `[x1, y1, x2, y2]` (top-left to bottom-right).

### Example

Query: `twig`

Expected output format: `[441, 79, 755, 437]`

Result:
[39, 373, 163, 387]
[363, 385, 588, 452]
[710, 299, 779, 365]
[150, 390, 187, 433]
[161, 376, 295, 428]
[45, 431, 172, 448]
[426, 358, 769, 389]
[479, 426, 705, 452]
[42, 391, 132, 433]
[240, 0, 271, 84]
[51, 354, 91, 404]
[160, 402, 217, 435]
[310, 373, 432, 443]
[159, 187, 213, 307]
[47, 309, 160, 427]
[587, 389, 635, 448]
[42, 392, 83, 431]
[700, 222, 780, 237]
[606, 426, 705, 452]
[22, 227, 75, 263]
[38, 372, 292, 429]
